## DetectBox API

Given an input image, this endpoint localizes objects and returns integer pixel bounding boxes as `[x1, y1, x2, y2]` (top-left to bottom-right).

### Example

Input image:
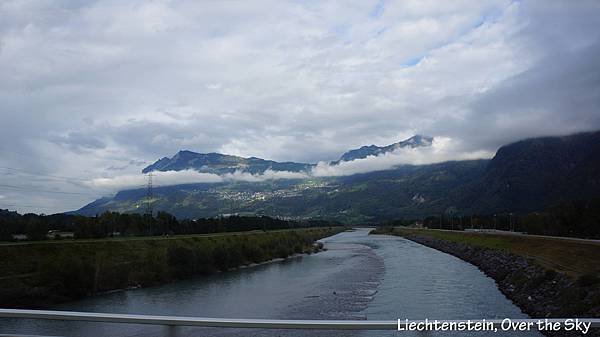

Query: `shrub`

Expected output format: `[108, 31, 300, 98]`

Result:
[577, 273, 600, 287]
[168, 246, 195, 279]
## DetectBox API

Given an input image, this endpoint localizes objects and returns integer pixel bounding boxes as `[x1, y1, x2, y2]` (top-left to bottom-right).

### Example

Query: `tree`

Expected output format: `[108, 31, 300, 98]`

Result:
[25, 216, 47, 241]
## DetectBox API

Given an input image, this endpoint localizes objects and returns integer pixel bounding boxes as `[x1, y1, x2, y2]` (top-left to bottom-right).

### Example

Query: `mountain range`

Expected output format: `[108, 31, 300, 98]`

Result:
[75, 131, 600, 223]
[141, 135, 433, 175]
[335, 135, 433, 162]
[142, 151, 312, 175]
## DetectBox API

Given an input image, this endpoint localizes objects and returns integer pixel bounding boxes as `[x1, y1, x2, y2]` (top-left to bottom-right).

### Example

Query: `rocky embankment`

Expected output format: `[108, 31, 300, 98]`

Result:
[395, 233, 600, 337]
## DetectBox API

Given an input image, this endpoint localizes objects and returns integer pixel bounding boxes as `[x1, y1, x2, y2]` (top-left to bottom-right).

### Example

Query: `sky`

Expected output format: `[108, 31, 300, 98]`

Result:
[1, 0, 600, 214]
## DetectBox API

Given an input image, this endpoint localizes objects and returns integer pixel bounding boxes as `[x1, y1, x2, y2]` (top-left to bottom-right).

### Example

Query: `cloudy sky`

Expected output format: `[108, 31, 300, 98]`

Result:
[1, 0, 600, 214]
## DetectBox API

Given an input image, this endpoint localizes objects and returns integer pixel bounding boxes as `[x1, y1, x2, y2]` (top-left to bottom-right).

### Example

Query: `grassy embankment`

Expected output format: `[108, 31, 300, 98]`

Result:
[376, 227, 600, 279]
[0, 227, 343, 308]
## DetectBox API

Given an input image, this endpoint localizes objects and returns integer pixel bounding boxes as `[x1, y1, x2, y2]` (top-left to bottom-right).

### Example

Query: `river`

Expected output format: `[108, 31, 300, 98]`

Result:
[0, 228, 541, 336]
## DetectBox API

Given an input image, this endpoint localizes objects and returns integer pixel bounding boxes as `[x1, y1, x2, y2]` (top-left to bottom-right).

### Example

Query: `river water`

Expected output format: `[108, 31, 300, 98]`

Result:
[0, 229, 541, 336]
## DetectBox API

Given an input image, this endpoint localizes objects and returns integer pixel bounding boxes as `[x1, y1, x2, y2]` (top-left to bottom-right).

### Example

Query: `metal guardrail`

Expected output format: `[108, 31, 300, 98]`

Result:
[1, 309, 599, 330]
[0, 309, 393, 330]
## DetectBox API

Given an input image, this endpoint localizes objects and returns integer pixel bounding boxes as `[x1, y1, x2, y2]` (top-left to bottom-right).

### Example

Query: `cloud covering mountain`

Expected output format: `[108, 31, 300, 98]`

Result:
[86, 169, 310, 191]
[86, 135, 493, 191]
[1, 1, 600, 213]
[75, 131, 600, 221]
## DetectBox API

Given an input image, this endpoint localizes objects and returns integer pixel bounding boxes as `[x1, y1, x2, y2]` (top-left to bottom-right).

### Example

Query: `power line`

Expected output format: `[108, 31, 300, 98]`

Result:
[0, 203, 58, 210]
[0, 166, 90, 183]
[0, 147, 61, 161]
[0, 166, 116, 195]
[0, 149, 113, 186]
[145, 173, 154, 235]
[0, 183, 97, 196]
[146, 172, 154, 217]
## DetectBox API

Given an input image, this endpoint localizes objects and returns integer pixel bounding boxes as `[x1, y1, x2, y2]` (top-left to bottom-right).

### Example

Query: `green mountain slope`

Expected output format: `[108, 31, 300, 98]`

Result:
[76, 160, 489, 222]
[75, 131, 600, 223]
[142, 150, 313, 174]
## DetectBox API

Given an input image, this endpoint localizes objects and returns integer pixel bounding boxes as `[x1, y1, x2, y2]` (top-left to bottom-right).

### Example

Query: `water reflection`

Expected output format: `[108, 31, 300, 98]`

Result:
[0, 228, 541, 337]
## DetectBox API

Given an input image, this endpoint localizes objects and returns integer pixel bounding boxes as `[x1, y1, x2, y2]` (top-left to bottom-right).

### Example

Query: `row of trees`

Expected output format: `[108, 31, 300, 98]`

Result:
[1, 227, 340, 307]
[382, 198, 600, 239]
[0, 209, 340, 241]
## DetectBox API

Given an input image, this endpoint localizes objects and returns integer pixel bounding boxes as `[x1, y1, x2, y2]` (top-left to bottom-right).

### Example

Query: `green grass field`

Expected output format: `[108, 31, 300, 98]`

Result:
[0, 229, 290, 246]
[0, 227, 344, 308]
[387, 228, 600, 279]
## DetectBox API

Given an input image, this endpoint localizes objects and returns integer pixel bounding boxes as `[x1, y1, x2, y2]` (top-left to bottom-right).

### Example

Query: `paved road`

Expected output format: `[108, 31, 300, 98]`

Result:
[0, 228, 331, 247]
[412, 227, 600, 245]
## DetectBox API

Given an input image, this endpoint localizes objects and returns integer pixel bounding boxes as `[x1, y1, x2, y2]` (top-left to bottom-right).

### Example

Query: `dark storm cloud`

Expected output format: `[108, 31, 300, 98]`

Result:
[467, 44, 600, 149]
[420, 1, 600, 153]
[1, 0, 599, 213]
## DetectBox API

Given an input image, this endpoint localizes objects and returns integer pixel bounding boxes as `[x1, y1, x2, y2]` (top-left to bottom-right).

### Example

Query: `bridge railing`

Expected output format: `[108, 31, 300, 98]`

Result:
[1, 309, 599, 331]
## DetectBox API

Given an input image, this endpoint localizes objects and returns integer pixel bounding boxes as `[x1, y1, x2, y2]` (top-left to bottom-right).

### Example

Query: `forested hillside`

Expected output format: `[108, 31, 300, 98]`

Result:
[75, 131, 600, 224]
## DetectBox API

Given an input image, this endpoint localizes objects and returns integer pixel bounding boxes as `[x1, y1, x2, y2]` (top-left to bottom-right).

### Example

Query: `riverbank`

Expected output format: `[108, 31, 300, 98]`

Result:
[0, 227, 343, 308]
[371, 227, 600, 337]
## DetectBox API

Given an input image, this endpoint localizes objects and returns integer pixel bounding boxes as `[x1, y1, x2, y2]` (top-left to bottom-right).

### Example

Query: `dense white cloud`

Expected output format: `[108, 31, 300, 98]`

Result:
[86, 169, 310, 191]
[87, 137, 488, 190]
[86, 170, 223, 190]
[1, 0, 600, 213]
[312, 138, 493, 177]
